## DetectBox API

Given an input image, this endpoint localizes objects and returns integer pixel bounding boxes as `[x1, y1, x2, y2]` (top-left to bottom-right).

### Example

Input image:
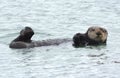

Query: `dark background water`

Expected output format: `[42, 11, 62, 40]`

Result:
[0, 0, 120, 78]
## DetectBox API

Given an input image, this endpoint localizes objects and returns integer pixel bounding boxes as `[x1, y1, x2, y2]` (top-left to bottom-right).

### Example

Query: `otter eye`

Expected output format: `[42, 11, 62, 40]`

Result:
[104, 29, 107, 32]
[100, 28, 106, 33]
[103, 30, 107, 33]
[91, 29, 95, 31]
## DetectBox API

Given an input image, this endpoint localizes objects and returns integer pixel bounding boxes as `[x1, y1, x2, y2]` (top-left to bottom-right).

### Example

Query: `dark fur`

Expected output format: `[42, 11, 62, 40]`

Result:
[73, 32, 107, 47]
[9, 27, 71, 49]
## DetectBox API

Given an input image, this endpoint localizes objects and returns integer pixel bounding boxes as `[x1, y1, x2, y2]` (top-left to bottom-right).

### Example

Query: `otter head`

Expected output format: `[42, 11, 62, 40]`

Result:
[86, 26, 108, 43]
[19, 27, 34, 42]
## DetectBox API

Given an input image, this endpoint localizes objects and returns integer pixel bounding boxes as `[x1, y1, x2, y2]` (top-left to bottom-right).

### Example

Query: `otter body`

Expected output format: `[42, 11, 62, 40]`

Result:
[73, 26, 108, 47]
[10, 38, 71, 49]
[9, 27, 71, 49]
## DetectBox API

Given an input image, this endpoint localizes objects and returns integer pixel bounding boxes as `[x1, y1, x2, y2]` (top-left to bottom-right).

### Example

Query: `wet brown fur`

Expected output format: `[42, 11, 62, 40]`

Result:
[73, 26, 108, 47]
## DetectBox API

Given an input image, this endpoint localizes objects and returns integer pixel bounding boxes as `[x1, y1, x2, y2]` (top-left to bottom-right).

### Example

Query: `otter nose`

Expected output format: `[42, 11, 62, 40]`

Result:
[96, 32, 101, 36]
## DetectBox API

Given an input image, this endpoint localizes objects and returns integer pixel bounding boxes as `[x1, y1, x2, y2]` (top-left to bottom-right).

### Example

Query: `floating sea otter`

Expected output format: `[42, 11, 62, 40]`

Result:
[9, 26, 108, 49]
[73, 26, 108, 47]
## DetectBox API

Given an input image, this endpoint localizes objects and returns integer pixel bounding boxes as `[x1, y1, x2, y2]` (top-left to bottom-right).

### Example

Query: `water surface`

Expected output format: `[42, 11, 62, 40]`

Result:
[0, 0, 120, 78]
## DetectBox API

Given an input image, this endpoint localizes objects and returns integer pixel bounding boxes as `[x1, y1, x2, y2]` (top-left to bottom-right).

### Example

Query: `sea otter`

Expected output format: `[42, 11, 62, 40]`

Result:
[9, 26, 108, 49]
[73, 26, 108, 47]
[9, 27, 71, 49]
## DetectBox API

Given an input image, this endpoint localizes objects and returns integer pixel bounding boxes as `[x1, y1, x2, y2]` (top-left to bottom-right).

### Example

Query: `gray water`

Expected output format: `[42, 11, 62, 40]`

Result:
[0, 0, 120, 78]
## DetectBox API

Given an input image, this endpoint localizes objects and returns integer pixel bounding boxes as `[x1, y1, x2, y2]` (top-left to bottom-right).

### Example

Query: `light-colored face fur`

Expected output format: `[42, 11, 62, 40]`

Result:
[87, 26, 108, 42]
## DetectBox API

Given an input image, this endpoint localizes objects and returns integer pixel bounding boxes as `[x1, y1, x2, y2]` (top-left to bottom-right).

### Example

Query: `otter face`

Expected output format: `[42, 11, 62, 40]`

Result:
[87, 26, 108, 42]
